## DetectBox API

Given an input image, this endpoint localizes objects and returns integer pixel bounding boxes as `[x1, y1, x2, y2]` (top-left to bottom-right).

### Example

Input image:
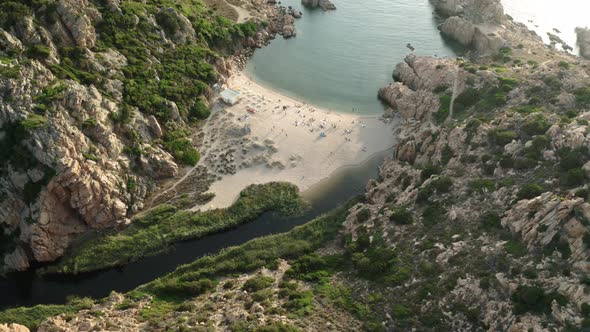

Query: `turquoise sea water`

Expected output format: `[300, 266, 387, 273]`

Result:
[246, 0, 589, 115]
[245, 0, 460, 114]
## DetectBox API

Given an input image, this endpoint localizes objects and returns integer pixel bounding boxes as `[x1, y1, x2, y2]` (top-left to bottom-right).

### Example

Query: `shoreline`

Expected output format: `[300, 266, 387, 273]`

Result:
[193, 70, 397, 210]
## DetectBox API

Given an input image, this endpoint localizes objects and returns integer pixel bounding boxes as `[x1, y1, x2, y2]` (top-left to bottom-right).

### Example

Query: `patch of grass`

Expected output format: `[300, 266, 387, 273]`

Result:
[20, 114, 47, 130]
[43, 182, 307, 275]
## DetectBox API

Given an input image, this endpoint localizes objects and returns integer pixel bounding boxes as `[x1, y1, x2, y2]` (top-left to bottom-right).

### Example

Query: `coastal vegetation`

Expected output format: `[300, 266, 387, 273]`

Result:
[0, 196, 357, 330]
[42, 182, 306, 275]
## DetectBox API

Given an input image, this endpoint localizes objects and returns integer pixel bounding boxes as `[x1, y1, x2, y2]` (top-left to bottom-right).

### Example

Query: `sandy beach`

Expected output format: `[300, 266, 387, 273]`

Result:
[193, 72, 396, 210]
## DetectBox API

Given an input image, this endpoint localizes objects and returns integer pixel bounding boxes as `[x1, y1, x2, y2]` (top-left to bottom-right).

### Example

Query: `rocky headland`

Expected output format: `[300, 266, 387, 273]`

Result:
[3, 0, 590, 331]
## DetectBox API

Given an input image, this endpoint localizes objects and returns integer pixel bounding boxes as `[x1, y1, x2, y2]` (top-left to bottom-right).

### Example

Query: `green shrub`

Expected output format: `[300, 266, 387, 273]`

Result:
[356, 208, 371, 223]
[420, 164, 441, 182]
[391, 304, 412, 319]
[389, 206, 413, 225]
[243, 275, 274, 292]
[511, 285, 566, 314]
[27, 44, 51, 59]
[516, 184, 544, 200]
[469, 179, 495, 194]
[505, 240, 527, 257]
[480, 212, 502, 231]
[441, 145, 453, 165]
[430, 176, 453, 193]
[422, 203, 446, 226]
[491, 129, 518, 146]
[189, 99, 210, 120]
[562, 168, 586, 187]
[512, 157, 537, 170]
[559, 147, 587, 171]
[521, 115, 550, 136]
[285, 254, 332, 282]
[156, 10, 180, 35]
[164, 136, 200, 166]
[558, 61, 570, 69]
[574, 87, 590, 107]
[0, 1, 32, 29]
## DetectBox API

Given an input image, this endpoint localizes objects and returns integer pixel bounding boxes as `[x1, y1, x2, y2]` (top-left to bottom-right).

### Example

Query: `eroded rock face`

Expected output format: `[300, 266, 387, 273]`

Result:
[53, 0, 101, 48]
[577, 27, 590, 60]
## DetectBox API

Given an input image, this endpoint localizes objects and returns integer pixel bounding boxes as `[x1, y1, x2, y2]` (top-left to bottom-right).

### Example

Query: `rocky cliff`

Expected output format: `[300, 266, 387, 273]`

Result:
[0, 0, 295, 274]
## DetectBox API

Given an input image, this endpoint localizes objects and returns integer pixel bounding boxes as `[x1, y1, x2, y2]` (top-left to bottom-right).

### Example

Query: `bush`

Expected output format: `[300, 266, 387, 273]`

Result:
[480, 212, 502, 231]
[505, 240, 527, 257]
[285, 254, 331, 282]
[562, 168, 586, 187]
[516, 184, 544, 200]
[511, 285, 566, 314]
[389, 206, 413, 225]
[27, 44, 51, 59]
[0, 1, 31, 29]
[574, 87, 590, 107]
[441, 145, 453, 165]
[521, 115, 550, 136]
[491, 129, 518, 146]
[391, 304, 412, 319]
[422, 203, 446, 226]
[164, 136, 200, 166]
[156, 10, 180, 35]
[430, 176, 453, 193]
[189, 99, 210, 120]
[356, 208, 371, 223]
[243, 275, 274, 292]
[558, 61, 570, 69]
[420, 164, 441, 182]
[469, 179, 495, 194]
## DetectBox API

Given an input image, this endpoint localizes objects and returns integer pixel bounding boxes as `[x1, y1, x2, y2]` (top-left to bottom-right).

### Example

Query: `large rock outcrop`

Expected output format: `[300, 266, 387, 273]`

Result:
[430, 0, 508, 54]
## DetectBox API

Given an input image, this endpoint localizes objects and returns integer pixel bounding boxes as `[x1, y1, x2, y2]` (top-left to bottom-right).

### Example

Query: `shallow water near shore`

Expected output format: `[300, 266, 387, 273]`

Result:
[245, 0, 460, 114]
[0, 149, 391, 309]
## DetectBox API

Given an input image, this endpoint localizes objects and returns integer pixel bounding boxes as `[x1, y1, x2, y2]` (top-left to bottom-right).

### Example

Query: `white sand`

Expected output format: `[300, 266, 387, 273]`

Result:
[194, 72, 396, 210]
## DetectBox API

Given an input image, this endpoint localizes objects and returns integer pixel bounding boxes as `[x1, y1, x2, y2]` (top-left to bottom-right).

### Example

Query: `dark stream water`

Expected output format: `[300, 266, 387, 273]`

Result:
[0, 150, 391, 309]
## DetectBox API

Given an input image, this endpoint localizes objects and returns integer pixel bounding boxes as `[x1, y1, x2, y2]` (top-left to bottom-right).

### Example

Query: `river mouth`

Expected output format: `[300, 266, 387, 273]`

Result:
[0, 149, 391, 309]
